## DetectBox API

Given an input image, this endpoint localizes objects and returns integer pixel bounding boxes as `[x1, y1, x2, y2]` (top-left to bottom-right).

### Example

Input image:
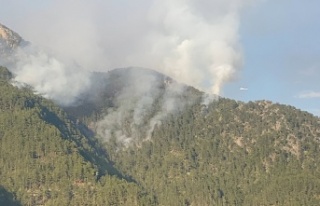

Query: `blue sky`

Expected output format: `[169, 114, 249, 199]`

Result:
[1, 0, 319, 116]
[225, 0, 320, 116]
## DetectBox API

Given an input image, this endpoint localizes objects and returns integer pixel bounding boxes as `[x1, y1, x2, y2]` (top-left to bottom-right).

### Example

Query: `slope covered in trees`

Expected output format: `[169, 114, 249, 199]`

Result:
[0, 66, 154, 205]
[2, 65, 320, 205]
[65, 67, 320, 205]
[102, 96, 320, 205]
[2, 21, 320, 205]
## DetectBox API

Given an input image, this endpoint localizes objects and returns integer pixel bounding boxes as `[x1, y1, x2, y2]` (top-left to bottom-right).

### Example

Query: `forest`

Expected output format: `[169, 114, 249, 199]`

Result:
[1, 66, 320, 205]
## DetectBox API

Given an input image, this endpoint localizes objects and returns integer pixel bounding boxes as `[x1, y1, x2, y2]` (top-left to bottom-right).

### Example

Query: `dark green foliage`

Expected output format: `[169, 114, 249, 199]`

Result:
[103, 98, 320, 205]
[0, 66, 12, 80]
[0, 186, 22, 206]
[0, 67, 153, 205]
[1, 66, 320, 205]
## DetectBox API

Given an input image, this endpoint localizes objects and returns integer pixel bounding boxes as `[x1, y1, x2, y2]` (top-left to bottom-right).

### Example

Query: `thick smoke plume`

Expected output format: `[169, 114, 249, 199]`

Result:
[1, 0, 252, 144]
[1, 0, 248, 98]
[0, 43, 92, 106]
[147, 0, 245, 94]
[95, 69, 193, 146]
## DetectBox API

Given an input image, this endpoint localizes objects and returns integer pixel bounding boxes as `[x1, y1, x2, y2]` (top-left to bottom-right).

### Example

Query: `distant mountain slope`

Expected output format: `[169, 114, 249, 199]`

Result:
[0, 23, 27, 64]
[0, 23, 23, 51]
[62, 66, 320, 205]
[2, 22, 320, 205]
[65, 67, 201, 121]
[64, 67, 204, 148]
[0, 66, 154, 205]
[102, 96, 320, 205]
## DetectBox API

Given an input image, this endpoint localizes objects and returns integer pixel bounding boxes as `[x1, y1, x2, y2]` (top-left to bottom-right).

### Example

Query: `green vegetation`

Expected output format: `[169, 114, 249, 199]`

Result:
[1, 66, 320, 205]
[104, 98, 320, 205]
[0, 66, 154, 205]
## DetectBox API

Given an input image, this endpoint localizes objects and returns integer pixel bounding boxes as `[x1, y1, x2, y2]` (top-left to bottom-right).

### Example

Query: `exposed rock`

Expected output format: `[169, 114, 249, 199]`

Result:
[0, 23, 28, 65]
[0, 23, 22, 53]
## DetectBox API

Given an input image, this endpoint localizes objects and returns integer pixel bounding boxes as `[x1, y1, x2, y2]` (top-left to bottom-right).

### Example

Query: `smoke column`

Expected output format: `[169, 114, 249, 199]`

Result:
[0, 0, 250, 102]
[0, 0, 254, 144]
[95, 68, 194, 146]
[146, 0, 245, 95]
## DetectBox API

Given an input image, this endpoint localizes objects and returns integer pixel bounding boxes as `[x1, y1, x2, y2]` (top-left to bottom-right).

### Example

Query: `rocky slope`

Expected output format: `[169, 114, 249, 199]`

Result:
[0, 23, 23, 57]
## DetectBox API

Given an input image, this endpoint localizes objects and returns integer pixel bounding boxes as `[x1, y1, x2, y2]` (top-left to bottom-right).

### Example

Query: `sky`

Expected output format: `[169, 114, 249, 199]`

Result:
[0, 0, 319, 116]
[224, 0, 320, 116]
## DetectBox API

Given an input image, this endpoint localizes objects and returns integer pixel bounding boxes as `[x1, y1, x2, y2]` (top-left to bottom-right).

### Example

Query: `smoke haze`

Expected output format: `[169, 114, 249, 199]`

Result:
[0, 0, 254, 144]
[12, 47, 92, 106]
[1, 0, 250, 99]
[93, 68, 193, 146]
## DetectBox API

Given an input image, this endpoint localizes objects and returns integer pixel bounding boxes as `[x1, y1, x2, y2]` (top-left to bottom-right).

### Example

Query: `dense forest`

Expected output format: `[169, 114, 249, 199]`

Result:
[1, 65, 320, 205]
[104, 97, 320, 205]
[0, 66, 154, 205]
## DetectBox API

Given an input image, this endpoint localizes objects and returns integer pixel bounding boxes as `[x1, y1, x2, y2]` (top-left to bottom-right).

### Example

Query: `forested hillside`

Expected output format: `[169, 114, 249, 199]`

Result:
[0, 66, 154, 205]
[63, 68, 320, 205]
[102, 96, 320, 205]
[1, 65, 320, 205]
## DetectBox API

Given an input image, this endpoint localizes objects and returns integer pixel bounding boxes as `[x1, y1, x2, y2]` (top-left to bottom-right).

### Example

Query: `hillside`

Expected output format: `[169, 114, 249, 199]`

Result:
[2, 63, 320, 205]
[1, 22, 320, 205]
[0, 23, 27, 65]
[65, 67, 200, 121]
[63, 67, 320, 205]
[0, 23, 23, 53]
[102, 97, 320, 205]
[0, 66, 154, 205]
[64, 67, 203, 147]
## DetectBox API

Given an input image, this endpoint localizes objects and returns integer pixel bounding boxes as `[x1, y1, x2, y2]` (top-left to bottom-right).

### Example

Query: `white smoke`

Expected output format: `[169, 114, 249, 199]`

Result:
[1, 0, 250, 99]
[95, 68, 193, 146]
[145, 0, 245, 95]
[9, 46, 92, 106]
[0, 0, 254, 144]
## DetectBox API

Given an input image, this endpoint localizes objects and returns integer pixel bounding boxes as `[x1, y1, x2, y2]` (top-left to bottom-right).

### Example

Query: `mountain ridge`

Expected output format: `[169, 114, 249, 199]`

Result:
[0, 66, 155, 205]
[0, 23, 22, 48]
[0, 23, 26, 57]
[1, 23, 320, 205]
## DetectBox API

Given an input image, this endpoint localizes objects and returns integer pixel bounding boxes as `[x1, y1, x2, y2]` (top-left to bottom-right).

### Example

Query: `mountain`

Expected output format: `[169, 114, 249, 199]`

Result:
[1, 23, 320, 205]
[103, 98, 320, 205]
[66, 67, 320, 204]
[64, 67, 179, 120]
[0, 23, 27, 63]
[64, 66, 202, 144]
[65, 67, 320, 205]
[0, 66, 154, 205]
[0, 23, 22, 51]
